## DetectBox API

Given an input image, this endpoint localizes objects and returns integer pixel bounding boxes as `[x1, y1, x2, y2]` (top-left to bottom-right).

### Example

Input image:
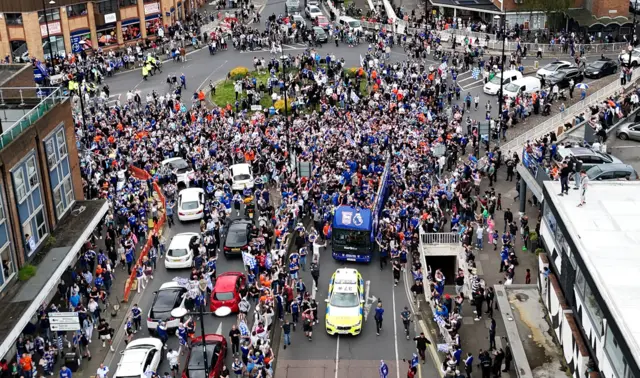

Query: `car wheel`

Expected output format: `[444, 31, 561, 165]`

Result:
[619, 133, 629, 140]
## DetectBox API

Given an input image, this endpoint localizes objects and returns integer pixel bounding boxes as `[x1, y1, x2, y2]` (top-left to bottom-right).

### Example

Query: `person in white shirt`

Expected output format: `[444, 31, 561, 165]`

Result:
[96, 364, 109, 378]
[167, 349, 180, 377]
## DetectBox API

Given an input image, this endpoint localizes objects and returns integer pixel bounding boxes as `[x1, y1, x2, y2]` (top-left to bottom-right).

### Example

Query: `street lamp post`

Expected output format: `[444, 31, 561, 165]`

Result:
[172, 303, 216, 378]
[41, 0, 56, 62]
[280, 55, 291, 153]
[630, 0, 638, 68]
[496, 13, 507, 152]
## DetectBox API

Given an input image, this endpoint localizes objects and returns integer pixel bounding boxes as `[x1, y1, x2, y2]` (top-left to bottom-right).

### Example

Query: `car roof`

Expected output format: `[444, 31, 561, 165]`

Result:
[549, 60, 572, 65]
[588, 163, 634, 172]
[159, 281, 184, 290]
[332, 268, 360, 284]
[161, 157, 187, 165]
[116, 338, 163, 375]
[215, 273, 242, 291]
[179, 188, 204, 200]
[168, 233, 199, 249]
[230, 163, 251, 174]
[191, 334, 225, 345]
[562, 147, 596, 156]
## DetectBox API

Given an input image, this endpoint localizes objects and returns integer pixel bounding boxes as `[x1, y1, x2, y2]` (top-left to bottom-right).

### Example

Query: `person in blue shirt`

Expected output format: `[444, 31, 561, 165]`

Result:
[125, 246, 135, 274]
[290, 301, 300, 328]
[131, 304, 142, 332]
[299, 246, 308, 271]
[59, 366, 73, 378]
[374, 301, 384, 336]
[289, 257, 299, 280]
[156, 321, 168, 348]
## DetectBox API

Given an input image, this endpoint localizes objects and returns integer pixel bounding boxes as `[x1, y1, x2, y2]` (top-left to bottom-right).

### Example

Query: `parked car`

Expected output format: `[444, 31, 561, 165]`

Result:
[113, 338, 163, 378]
[313, 15, 330, 29]
[586, 163, 638, 181]
[313, 26, 328, 43]
[546, 67, 583, 89]
[553, 147, 622, 170]
[223, 218, 255, 257]
[147, 282, 188, 332]
[285, 0, 300, 14]
[177, 188, 205, 222]
[616, 121, 640, 141]
[165, 233, 199, 269]
[292, 14, 306, 28]
[182, 334, 227, 378]
[209, 272, 246, 314]
[305, 5, 323, 19]
[536, 61, 574, 79]
[161, 157, 195, 189]
[584, 59, 618, 78]
[619, 48, 640, 67]
[229, 163, 254, 191]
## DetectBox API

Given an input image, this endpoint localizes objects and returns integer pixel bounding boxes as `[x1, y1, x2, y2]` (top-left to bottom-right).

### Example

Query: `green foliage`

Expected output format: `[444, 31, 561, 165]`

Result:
[18, 264, 37, 281]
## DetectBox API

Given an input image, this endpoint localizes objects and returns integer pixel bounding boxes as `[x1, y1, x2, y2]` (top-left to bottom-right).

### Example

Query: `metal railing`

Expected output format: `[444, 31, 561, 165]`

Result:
[0, 87, 66, 151]
[501, 69, 639, 158]
[420, 231, 461, 245]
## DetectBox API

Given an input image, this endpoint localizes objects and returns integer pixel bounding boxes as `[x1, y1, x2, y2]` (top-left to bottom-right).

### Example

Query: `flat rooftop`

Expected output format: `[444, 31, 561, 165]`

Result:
[543, 181, 640, 368]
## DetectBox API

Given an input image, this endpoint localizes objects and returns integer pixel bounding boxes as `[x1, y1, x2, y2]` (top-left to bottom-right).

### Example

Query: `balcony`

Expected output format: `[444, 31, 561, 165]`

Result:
[0, 87, 68, 151]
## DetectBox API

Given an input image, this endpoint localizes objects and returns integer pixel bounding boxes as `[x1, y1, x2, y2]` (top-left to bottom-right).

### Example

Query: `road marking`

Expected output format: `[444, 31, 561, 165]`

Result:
[392, 283, 400, 378]
[363, 280, 375, 321]
[335, 335, 340, 378]
[215, 322, 222, 335]
[196, 59, 229, 92]
[311, 279, 317, 300]
[457, 76, 476, 83]
[461, 82, 485, 91]
[610, 145, 640, 148]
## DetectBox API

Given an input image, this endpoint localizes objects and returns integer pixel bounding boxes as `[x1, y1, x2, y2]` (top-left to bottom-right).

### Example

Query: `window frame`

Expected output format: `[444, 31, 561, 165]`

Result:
[13, 169, 27, 204]
[38, 8, 61, 22]
[0, 243, 16, 291]
[5, 13, 23, 26]
[45, 127, 74, 220]
[66, 3, 88, 17]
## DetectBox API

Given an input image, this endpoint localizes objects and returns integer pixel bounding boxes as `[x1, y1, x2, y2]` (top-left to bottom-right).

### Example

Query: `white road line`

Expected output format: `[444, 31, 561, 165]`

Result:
[461, 82, 485, 91]
[610, 145, 640, 148]
[392, 284, 400, 378]
[215, 322, 222, 335]
[457, 76, 476, 83]
[311, 279, 317, 300]
[196, 59, 229, 92]
[335, 335, 340, 378]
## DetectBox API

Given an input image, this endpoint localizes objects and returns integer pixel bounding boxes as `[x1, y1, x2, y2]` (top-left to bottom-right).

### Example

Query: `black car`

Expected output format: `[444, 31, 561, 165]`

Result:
[313, 26, 328, 43]
[222, 218, 255, 257]
[546, 67, 583, 89]
[584, 59, 618, 78]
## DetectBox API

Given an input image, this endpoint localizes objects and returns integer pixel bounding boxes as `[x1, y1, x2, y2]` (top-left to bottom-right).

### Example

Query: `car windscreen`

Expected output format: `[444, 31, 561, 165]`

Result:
[348, 20, 361, 27]
[332, 229, 370, 248]
[214, 292, 235, 301]
[233, 174, 251, 181]
[154, 290, 181, 311]
[590, 61, 606, 68]
[181, 200, 200, 210]
[168, 248, 188, 257]
[586, 166, 603, 179]
[187, 343, 217, 370]
[596, 152, 613, 163]
[329, 292, 360, 307]
[169, 160, 190, 173]
[226, 230, 248, 245]
[489, 76, 504, 85]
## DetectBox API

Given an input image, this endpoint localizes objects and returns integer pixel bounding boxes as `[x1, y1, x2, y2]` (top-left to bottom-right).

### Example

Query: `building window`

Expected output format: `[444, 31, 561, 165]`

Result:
[42, 36, 66, 60]
[543, 204, 557, 236]
[46, 127, 74, 220]
[12, 152, 48, 257]
[5, 13, 23, 26]
[97, 28, 117, 47]
[119, 0, 138, 6]
[96, 0, 119, 14]
[122, 23, 141, 41]
[146, 18, 162, 36]
[605, 324, 630, 378]
[38, 8, 61, 22]
[575, 267, 586, 296]
[66, 3, 88, 17]
[582, 280, 604, 336]
[0, 192, 15, 290]
[10, 40, 28, 63]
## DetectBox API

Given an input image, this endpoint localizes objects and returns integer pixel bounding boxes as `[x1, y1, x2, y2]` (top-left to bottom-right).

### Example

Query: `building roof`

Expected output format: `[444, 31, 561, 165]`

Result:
[0, 200, 108, 360]
[543, 181, 640, 367]
[565, 8, 629, 27]
[428, 0, 501, 14]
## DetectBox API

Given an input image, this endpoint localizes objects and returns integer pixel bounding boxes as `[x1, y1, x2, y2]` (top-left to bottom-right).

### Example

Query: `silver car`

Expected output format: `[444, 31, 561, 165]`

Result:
[586, 163, 638, 181]
[616, 121, 640, 141]
[553, 147, 622, 170]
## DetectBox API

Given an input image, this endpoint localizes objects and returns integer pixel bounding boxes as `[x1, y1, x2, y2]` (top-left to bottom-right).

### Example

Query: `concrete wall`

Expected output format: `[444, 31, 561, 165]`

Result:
[538, 253, 590, 378]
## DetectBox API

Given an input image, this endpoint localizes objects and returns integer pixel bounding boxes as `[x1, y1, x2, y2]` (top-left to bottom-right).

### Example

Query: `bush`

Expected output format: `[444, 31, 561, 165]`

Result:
[529, 231, 539, 242]
[19, 264, 37, 281]
[535, 248, 545, 256]
[229, 67, 249, 80]
[274, 98, 292, 112]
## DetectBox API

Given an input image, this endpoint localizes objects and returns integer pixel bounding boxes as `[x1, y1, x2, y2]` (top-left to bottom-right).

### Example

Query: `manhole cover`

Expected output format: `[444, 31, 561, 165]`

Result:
[515, 293, 529, 302]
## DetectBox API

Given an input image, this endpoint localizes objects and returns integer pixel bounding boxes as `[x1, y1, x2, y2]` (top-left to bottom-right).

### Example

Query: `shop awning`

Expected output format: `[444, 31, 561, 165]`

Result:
[122, 18, 140, 26]
[565, 8, 629, 27]
[145, 14, 161, 20]
[429, 0, 502, 15]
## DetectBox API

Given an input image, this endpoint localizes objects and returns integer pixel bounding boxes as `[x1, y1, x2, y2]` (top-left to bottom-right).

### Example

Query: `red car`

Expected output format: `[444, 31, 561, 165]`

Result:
[209, 272, 246, 313]
[313, 15, 330, 29]
[182, 334, 227, 378]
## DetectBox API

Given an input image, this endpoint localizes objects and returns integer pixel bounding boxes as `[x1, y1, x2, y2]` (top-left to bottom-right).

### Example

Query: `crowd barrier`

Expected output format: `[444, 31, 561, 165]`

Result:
[501, 69, 639, 158]
[122, 165, 167, 303]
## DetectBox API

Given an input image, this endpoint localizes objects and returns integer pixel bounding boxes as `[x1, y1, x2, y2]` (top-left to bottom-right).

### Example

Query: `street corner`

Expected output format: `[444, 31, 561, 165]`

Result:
[276, 359, 336, 378]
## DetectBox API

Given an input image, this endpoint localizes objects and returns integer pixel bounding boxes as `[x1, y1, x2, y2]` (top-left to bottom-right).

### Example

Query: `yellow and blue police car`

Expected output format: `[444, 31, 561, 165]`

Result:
[325, 268, 365, 336]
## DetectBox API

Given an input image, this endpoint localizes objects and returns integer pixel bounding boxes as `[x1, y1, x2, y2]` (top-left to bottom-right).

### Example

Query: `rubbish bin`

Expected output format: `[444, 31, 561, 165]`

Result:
[64, 352, 80, 372]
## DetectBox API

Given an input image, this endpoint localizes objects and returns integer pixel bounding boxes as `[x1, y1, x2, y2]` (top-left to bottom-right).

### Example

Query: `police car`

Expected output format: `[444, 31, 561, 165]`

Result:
[325, 268, 365, 336]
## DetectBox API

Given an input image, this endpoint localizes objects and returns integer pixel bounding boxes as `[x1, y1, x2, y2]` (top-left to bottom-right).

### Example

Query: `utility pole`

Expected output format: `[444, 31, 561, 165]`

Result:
[280, 55, 290, 154]
[41, 0, 56, 62]
[495, 12, 507, 153]
[630, 0, 638, 67]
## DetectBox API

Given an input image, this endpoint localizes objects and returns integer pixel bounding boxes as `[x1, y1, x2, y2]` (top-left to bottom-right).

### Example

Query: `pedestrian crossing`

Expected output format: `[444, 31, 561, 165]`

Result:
[456, 70, 485, 91]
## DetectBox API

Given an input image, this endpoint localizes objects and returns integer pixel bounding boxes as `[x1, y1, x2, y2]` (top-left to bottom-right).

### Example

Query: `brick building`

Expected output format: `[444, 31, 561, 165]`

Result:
[0, 0, 198, 63]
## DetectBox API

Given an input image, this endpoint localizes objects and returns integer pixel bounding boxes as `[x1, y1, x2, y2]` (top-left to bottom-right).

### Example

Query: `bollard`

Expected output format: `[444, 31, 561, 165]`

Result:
[534, 60, 539, 69]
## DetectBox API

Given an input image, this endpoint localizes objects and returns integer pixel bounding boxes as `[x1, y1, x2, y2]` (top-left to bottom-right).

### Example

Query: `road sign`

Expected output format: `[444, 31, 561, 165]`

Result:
[49, 312, 80, 331]
[50, 323, 81, 331]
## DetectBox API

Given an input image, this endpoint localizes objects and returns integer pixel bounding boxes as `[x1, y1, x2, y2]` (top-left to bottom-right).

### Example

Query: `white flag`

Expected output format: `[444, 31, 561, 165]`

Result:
[351, 91, 360, 104]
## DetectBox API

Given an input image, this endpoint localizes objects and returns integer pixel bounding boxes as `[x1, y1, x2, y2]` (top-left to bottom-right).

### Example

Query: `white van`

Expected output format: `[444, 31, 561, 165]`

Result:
[503, 77, 542, 99]
[338, 16, 363, 34]
[483, 70, 523, 95]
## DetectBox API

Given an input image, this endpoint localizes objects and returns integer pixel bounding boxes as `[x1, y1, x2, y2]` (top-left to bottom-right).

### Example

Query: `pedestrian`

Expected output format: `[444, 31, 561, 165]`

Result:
[577, 170, 589, 207]
[464, 353, 474, 378]
[379, 360, 389, 378]
[96, 363, 109, 378]
[479, 350, 492, 378]
[493, 349, 505, 377]
[489, 317, 496, 350]
[59, 365, 73, 378]
[282, 319, 292, 349]
[303, 311, 313, 341]
[131, 304, 142, 332]
[310, 261, 320, 288]
[97, 318, 115, 352]
[135, 263, 145, 293]
[157, 321, 169, 348]
[525, 269, 531, 284]
[413, 333, 431, 363]
[558, 162, 570, 195]
[375, 300, 384, 335]
[502, 343, 513, 373]
[232, 357, 245, 378]
[473, 289, 484, 321]
[393, 260, 401, 286]
[229, 324, 241, 356]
